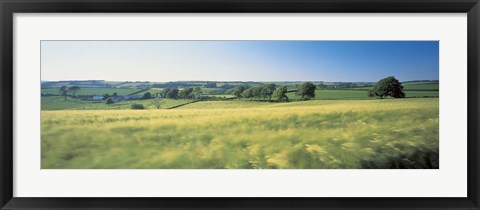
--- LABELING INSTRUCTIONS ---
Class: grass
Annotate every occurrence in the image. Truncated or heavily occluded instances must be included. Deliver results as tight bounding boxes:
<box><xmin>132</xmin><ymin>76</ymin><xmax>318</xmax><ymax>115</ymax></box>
<box><xmin>286</xmin><ymin>89</ymin><xmax>438</xmax><ymax>100</ymax></box>
<box><xmin>403</xmin><ymin>91</ymin><xmax>439</xmax><ymax>97</ymax></box>
<box><xmin>141</xmin><ymin>88</ymin><xmax>164</xmax><ymax>95</ymax></box>
<box><xmin>402</xmin><ymin>82</ymin><xmax>439</xmax><ymax>90</ymax></box>
<box><xmin>349</xmin><ymin>82</ymin><xmax>438</xmax><ymax>91</ymax></box>
<box><xmin>203</xmin><ymin>94</ymin><xmax>236</xmax><ymax>98</ymax></box>
<box><xmin>41</xmin><ymin>87</ymin><xmax>140</xmax><ymax>96</ymax></box>
<box><xmin>41</xmin><ymin>98</ymin><xmax>439</xmax><ymax>169</ymax></box>
<box><xmin>112</xmin><ymin>82</ymin><xmax>152</xmax><ymax>88</ymax></box>
<box><xmin>178</xmin><ymin>100</ymin><xmax>273</xmax><ymax>109</ymax></box>
<box><xmin>41</xmin><ymin>96</ymin><xmax>194</xmax><ymax>110</ymax></box>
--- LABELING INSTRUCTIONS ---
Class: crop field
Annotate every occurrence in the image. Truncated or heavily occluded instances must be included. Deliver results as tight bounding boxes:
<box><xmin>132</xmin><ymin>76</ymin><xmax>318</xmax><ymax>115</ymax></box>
<box><xmin>41</xmin><ymin>98</ymin><xmax>439</xmax><ymax>169</ymax></box>
<box><xmin>41</xmin><ymin>87</ymin><xmax>140</xmax><ymax>96</ymax></box>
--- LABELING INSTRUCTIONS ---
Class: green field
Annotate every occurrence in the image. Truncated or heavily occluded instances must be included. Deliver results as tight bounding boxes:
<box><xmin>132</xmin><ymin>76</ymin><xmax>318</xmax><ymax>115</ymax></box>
<box><xmin>403</xmin><ymin>82</ymin><xmax>439</xmax><ymax>90</ymax></box>
<box><xmin>178</xmin><ymin>100</ymin><xmax>273</xmax><ymax>109</ymax></box>
<box><xmin>41</xmin><ymin>87</ymin><xmax>140</xmax><ymax>96</ymax></box>
<box><xmin>42</xmin><ymin>98</ymin><xmax>439</xmax><ymax>169</ymax></box>
<box><xmin>40</xmin><ymin>81</ymin><xmax>440</xmax><ymax>169</ymax></box>
<box><xmin>111</xmin><ymin>82</ymin><xmax>152</xmax><ymax>88</ymax></box>
<box><xmin>140</xmin><ymin>88</ymin><xmax>164</xmax><ymax>95</ymax></box>
<box><xmin>349</xmin><ymin>82</ymin><xmax>438</xmax><ymax>91</ymax></box>
<box><xmin>286</xmin><ymin>89</ymin><xmax>438</xmax><ymax>100</ymax></box>
<box><xmin>42</xmin><ymin>96</ymin><xmax>194</xmax><ymax>110</ymax></box>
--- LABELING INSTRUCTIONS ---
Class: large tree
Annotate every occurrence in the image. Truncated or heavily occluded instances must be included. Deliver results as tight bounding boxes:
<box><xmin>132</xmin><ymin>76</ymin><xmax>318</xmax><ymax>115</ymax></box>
<box><xmin>368</xmin><ymin>76</ymin><xmax>405</xmax><ymax>98</ymax></box>
<box><xmin>273</xmin><ymin>86</ymin><xmax>289</xmax><ymax>102</ymax></box>
<box><xmin>251</xmin><ymin>87</ymin><xmax>262</xmax><ymax>100</ymax></box>
<box><xmin>297</xmin><ymin>82</ymin><xmax>316</xmax><ymax>100</ymax></box>
<box><xmin>142</xmin><ymin>92</ymin><xmax>152</xmax><ymax>99</ymax></box>
<box><xmin>59</xmin><ymin>86</ymin><xmax>69</xmax><ymax>101</ymax></box>
<box><xmin>260</xmin><ymin>83</ymin><xmax>276</xmax><ymax>100</ymax></box>
<box><xmin>68</xmin><ymin>86</ymin><xmax>81</xmax><ymax>97</ymax></box>
<box><xmin>232</xmin><ymin>85</ymin><xmax>246</xmax><ymax>99</ymax></box>
<box><xmin>166</xmin><ymin>88</ymin><xmax>179</xmax><ymax>99</ymax></box>
<box><xmin>179</xmin><ymin>88</ymin><xmax>194</xmax><ymax>99</ymax></box>
<box><xmin>161</xmin><ymin>88</ymin><xmax>171</xmax><ymax>98</ymax></box>
<box><xmin>242</xmin><ymin>87</ymin><xmax>254</xmax><ymax>100</ymax></box>
<box><xmin>150</xmin><ymin>99</ymin><xmax>164</xmax><ymax>109</ymax></box>
<box><xmin>192</xmin><ymin>87</ymin><xmax>202</xmax><ymax>99</ymax></box>
<box><xmin>105</xmin><ymin>97</ymin><xmax>114</xmax><ymax>105</ymax></box>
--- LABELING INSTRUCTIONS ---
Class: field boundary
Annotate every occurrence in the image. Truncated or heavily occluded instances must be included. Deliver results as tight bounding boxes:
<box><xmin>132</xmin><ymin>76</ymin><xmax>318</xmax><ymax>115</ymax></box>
<box><xmin>166</xmin><ymin>100</ymin><xmax>200</xmax><ymax>109</ymax></box>
<box><xmin>127</xmin><ymin>88</ymin><xmax>151</xmax><ymax>96</ymax></box>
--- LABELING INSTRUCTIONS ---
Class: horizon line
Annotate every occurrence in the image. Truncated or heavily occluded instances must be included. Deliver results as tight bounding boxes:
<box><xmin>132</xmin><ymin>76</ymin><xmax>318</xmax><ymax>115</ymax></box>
<box><xmin>41</xmin><ymin>79</ymin><xmax>439</xmax><ymax>83</ymax></box>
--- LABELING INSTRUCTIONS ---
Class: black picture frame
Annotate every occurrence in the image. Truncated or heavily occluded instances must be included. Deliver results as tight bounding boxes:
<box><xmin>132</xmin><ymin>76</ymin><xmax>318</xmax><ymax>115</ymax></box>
<box><xmin>1</xmin><ymin>0</ymin><xmax>479</xmax><ymax>209</ymax></box>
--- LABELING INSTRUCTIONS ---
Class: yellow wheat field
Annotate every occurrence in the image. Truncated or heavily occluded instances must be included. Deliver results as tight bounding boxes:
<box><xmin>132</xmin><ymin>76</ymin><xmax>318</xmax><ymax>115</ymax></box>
<box><xmin>41</xmin><ymin>98</ymin><xmax>439</xmax><ymax>169</ymax></box>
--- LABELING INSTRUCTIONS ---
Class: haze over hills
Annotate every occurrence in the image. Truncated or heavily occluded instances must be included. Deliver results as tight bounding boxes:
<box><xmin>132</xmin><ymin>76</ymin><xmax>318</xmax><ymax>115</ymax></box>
<box><xmin>41</xmin><ymin>79</ymin><xmax>439</xmax><ymax>89</ymax></box>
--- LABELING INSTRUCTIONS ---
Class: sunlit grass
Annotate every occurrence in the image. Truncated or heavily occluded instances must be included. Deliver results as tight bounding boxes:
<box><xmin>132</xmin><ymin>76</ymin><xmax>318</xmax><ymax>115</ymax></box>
<box><xmin>41</xmin><ymin>98</ymin><xmax>439</xmax><ymax>169</ymax></box>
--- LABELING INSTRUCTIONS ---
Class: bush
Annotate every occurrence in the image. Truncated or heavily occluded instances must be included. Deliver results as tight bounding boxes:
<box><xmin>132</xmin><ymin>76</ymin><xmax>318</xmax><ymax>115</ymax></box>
<box><xmin>142</xmin><ymin>92</ymin><xmax>152</xmax><ymax>99</ymax></box>
<box><xmin>130</xmin><ymin>103</ymin><xmax>145</xmax><ymax>109</ymax></box>
<box><xmin>105</xmin><ymin>98</ymin><xmax>114</xmax><ymax>105</ymax></box>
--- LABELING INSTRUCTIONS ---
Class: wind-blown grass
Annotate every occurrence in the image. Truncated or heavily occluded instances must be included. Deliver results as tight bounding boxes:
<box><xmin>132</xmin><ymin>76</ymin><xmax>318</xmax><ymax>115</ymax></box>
<box><xmin>41</xmin><ymin>98</ymin><xmax>438</xmax><ymax>169</ymax></box>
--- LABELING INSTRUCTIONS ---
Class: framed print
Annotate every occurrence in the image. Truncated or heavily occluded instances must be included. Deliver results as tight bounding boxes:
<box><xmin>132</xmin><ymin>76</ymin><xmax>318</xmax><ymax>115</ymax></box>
<box><xmin>1</xmin><ymin>0</ymin><xmax>479</xmax><ymax>209</ymax></box>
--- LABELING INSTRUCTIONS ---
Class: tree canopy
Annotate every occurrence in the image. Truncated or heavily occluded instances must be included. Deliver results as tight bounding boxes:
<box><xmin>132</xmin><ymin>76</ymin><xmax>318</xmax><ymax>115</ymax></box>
<box><xmin>273</xmin><ymin>86</ymin><xmax>289</xmax><ymax>102</ymax></box>
<box><xmin>150</xmin><ymin>99</ymin><xmax>164</xmax><ymax>109</ymax></box>
<box><xmin>165</xmin><ymin>88</ymin><xmax>179</xmax><ymax>99</ymax></box>
<box><xmin>179</xmin><ymin>88</ymin><xmax>194</xmax><ymax>99</ymax></box>
<box><xmin>368</xmin><ymin>76</ymin><xmax>405</xmax><ymax>98</ymax></box>
<box><xmin>297</xmin><ymin>82</ymin><xmax>316</xmax><ymax>100</ymax></box>
<box><xmin>232</xmin><ymin>85</ymin><xmax>246</xmax><ymax>99</ymax></box>
<box><xmin>192</xmin><ymin>87</ymin><xmax>203</xmax><ymax>99</ymax></box>
<box><xmin>260</xmin><ymin>83</ymin><xmax>276</xmax><ymax>100</ymax></box>
<box><xmin>59</xmin><ymin>86</ymin><xmax>69</xmax><ymax>101</ymax></box>
<box><xmin>234</xmin><ymin>84</ymin><xmax>278</xmax><ymax>101</ymax></box>
<box><xmin>105</xmin><ymin>97</ymin><xmax>114</xmax><ymax>105</ymax></box>
<box><xmin>241</xmin><ymin>87</ymin><xmax>254</xmax><ymax>100</ymax></box>
<box><xmin>68</xmin><ymin>86</ymin><xmax>81</xmax><ymax>97</ymax></box>
<box><xmin>142</xmin><ymin>92</ymin><xmax>152</xmax><ymax>99</ymax></box>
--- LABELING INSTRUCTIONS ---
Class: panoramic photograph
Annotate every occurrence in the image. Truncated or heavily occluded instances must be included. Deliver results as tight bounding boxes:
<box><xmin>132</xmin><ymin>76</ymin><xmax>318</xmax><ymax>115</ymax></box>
<box><xmin>41</xmin><ymin>40</ymin><xmax>439</xmax><ymax>169</ymax></box>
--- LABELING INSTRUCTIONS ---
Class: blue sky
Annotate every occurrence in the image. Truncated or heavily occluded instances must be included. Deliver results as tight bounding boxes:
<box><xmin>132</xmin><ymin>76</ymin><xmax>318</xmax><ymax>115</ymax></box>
<box><xmin>41</xmin><ymin>41</ymin><xmax>439</xmax><ymax>82</ymax></box>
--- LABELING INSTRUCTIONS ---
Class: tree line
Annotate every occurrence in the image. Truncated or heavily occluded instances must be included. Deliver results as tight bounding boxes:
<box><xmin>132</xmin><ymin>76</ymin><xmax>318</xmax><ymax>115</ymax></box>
<box><xmin>53</xmin><ymin>76</ymin><xmax>406</xmax><ymax>104</ymax></box>
<box><xmin>159</xmin><ymin>87</ymin><xmax>203</xmax><ymax>99</ymax></box>
<box><xmin>229</xmin><ymin>82</ymin><xmax>317</xmax><ymax>102</ymax></box>
<box><xmin>124</xmin><ymin>82</ymin><xmax>318</xmax><ymax>102</ymax></box>
<box><xmin>58</xmin><ymin>86</ymin><xmax>81</xmax><ymax>100</ymax></box>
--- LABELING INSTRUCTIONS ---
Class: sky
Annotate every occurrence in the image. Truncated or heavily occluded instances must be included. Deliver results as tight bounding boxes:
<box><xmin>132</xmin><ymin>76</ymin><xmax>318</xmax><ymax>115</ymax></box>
<box><xmin>41</xmin><ymin>41</ymin><xmax>439</xmax><ymax>82</ymax></box>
